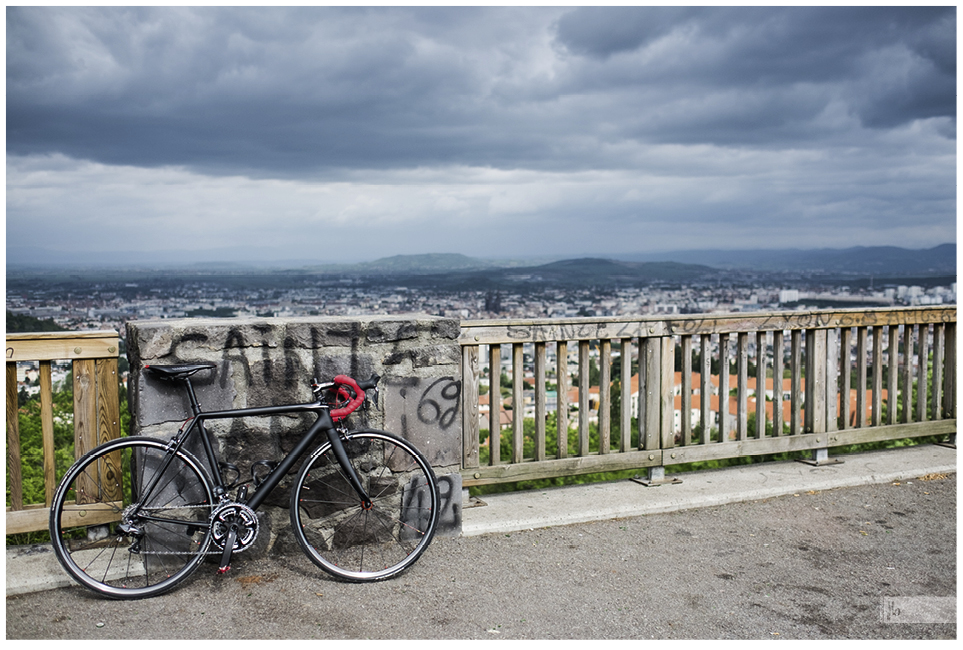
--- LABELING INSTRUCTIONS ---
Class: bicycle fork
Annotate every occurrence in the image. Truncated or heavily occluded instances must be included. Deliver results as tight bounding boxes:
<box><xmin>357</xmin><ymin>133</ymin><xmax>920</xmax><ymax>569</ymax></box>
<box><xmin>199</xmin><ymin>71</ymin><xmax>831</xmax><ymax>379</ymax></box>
<box><xmin>325</xmin><ymin>426</ymin><xmax>373</xmax><ymax>510</ymax></box>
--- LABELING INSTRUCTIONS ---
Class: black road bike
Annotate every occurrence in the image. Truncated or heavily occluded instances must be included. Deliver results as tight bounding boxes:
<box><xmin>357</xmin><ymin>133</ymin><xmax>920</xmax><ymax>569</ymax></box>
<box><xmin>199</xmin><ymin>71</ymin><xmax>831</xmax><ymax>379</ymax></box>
<box><xmin>49</xmin><ymin>363</ymin><xmax>440</xmax><ymax>599</ymax></box>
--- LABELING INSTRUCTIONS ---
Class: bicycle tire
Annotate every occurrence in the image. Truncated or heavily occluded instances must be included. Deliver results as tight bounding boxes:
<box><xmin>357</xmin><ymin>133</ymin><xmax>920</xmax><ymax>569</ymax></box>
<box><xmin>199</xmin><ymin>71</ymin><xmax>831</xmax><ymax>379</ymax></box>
<box><xmin>290</xmin><ymin>429</ymin><xmax>439</xmax><ymax>582</ymax></box>
<box><xmin>49</xmin><ymin>437</ymin><xmax>215</xmax><ymax>599</ymax></box>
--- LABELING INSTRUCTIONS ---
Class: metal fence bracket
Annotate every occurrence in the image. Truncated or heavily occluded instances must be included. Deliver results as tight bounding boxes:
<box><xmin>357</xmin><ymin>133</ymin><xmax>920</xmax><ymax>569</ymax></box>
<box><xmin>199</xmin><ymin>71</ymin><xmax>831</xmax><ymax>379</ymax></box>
<box><xmin>796</xmin><ymin>448</ymin><xmax>844</xmax><ymax>467</ymax></box>
<box><xmin>631</xmin><ymin>467</ymin><xmax>683</xmax><ymax>487</ymax></box>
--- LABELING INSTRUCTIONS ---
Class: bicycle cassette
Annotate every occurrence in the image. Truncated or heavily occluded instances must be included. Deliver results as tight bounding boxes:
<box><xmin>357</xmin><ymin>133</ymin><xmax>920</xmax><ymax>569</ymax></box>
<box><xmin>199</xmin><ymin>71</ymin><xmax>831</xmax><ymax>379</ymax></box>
<box><xmin>210</xmin><ymin>502</ymin><xmax>259</xmax><ymax>553</ymax></box>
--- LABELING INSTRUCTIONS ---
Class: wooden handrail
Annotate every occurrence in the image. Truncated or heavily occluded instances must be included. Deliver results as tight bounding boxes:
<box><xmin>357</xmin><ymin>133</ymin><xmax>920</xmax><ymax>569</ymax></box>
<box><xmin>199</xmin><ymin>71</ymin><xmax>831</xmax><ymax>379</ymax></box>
<box><xmin>6</xmin><ymin>330</ymin><xmax>120</xmax><ymax>362</ymax></box>
<box><xmin>6</xmin><ymin>330</ymin><xmax>121</xmax><ymax>535</ymax></box>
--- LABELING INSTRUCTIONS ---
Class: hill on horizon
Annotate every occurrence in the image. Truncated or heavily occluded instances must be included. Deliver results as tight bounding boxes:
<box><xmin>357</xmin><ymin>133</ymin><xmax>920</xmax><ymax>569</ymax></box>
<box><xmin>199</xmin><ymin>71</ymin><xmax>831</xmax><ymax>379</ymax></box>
<box><xmin>525</xmin><ymin>257</ymin><xmax>713</xmax><ymax>284</ymax></box>
<box><xmin>348</xmin><ymin>253</ymin><xmax>496</xmax><ymax>273</ymax></box>
<box><xmin>617</xmin><ymin>243</ymin><xmax>955</xmax><ymax>276</ymax></box>
<box><xmin>351</xmin><ymin>256</ymin><xmax>716</xmax><ymax>291</ymax></box>
<box><xmin>7</xmin><ymin>243</ymin><xmax>954</xmax><ymax>279</ymax></box>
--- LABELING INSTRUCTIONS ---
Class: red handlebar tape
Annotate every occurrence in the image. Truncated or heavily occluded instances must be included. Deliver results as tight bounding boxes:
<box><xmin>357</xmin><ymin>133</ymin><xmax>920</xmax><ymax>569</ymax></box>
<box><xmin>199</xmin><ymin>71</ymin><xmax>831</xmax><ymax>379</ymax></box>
<box><xmin>329</xmin><ymin>375</ymin><xmax>365</xmax><ymax>421</ymax></box>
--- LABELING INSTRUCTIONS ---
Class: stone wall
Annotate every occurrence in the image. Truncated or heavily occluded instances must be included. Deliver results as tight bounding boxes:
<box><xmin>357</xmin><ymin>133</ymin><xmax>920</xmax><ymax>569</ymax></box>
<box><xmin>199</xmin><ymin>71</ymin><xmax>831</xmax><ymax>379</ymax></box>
<box><xmin>126</xmin><ymin>315</ymin><xmax>464</xmax><ymax>554</ymax></box>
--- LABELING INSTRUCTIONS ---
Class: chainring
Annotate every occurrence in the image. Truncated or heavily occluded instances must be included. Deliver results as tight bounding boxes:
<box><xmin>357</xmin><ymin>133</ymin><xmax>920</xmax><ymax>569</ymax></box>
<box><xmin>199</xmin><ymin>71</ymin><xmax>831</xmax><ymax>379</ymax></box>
<box><xmin>210</xmin><ymin>502</ymin><xmax>259</xmax><ymax>553</ymax></box>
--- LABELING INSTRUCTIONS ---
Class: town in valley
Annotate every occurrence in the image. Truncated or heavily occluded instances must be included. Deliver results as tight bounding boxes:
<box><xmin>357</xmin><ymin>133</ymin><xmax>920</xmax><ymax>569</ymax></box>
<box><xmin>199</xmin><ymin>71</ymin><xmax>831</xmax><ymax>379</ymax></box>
<box><xmin>8</xmin><ymin>247</ymin><xmax>955</xmax><ymax>427</ymax></box>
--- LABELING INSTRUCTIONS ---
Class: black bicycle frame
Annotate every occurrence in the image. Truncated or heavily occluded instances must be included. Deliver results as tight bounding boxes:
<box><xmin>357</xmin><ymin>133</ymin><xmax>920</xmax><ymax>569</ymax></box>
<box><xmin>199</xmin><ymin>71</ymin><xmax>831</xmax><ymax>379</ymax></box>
<box><xmin>167</xmin><ymin>388</ymin><xmax>372</xmax><ymax>511</ymax></box>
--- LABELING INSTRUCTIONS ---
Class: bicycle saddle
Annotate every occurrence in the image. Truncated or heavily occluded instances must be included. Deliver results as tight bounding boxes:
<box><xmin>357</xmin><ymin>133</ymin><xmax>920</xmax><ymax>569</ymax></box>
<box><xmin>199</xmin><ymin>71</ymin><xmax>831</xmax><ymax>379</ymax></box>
<box><xmin>145</xmin><ymin>362</ymin><xmax>216</xmax><ymax>380</ymax></box>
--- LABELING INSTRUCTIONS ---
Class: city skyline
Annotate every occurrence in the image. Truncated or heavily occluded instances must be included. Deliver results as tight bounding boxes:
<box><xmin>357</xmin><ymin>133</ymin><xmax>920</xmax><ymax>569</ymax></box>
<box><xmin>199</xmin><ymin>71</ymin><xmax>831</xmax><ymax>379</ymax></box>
<box><xmin>6</xmin><ymin>6</ymin><xmax>957</xmax><ymax>263</ymax></box>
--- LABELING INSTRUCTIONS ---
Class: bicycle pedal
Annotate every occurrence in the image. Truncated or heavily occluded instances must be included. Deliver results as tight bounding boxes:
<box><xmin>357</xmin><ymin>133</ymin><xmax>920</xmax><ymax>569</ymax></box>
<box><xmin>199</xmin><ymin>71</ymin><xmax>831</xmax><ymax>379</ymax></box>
<box><xmin>217</xmin><ymin>565</ymin><xmax>231</xmax><ymax>575</ymax></box>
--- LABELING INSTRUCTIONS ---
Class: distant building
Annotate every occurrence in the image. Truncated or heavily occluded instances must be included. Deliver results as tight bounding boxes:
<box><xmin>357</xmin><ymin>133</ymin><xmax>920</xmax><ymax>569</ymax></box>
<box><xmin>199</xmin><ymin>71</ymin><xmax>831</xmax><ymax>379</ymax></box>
<box><xmin>778</xmin><ymin>289</ymin><xmax>800</xmax><ymax>303</ymax></box>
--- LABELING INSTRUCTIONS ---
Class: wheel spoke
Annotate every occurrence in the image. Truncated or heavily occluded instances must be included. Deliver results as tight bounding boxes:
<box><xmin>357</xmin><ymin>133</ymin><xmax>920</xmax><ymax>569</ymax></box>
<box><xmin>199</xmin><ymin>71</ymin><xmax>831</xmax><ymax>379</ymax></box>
<box><xmin>292</xmin><ymin>430</ymin><xmax>438</xmax><ymax>582</ymax></box>
<box><xmin>51</xmin><ymin>438</ymin><xmax>214</xmax><ymax>598</ymax></box>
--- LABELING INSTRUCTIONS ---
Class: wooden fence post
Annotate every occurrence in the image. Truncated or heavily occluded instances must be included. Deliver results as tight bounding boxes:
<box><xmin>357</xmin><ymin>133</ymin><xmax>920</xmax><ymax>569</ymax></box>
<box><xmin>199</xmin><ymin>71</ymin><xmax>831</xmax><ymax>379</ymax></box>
<box><xmin>461</xmin><ymin>344</ymin><xmax>480</xmax><ymax>470</ymax></box>
<box><xmin>7</xmin><ymin>362</ymin><xmax>23</xmax><ymax>512</ymax></box>
<box><xmin>799</xmin><ymin>328</ymin><xmax>839</xmax><ymax>466</ymax></box>
<box><xmin>40</xmin><ymin>361</ymin><xmax>56</xmax><ymax>506</ymax></box>
<box><xmin>512</xmin><ymin>343</ymin><xmax>524</xmax><ymax>463</ymax></box>
<box><xmin>599</xmin><ymin>339</ymin><xmax>612</xmax><ymax>455</ymax></box>
<box><xmin>578</xmin><ymin>340</ymin><xmax>590</xmax><ymax>457</ymax></box>
<box><xmin>557</xmin><ymin>341</ymin><xmax>569</xmax><ymax>459</ymax></box>
<box><xmin>681</xmin><ymin>335</ymin><xmax>693</xmax><ymax>445</ymax></box>
<box><xmin>534</xmin><ymin>342</ymin><xmax>547</xmax><ymax>461</ymax></box>
<box><xmin>488</xmin><ymin>344</ymin><xmax>501</xmax><ymax>465</ymax></box>
<box><xmin>640</xmin><ymin>337</ymin><xmax>661</xmax><ymax>451</ymax></box>
<box><xmin>620</xmin><ymin>338</ymin><xmax>632</xmax><ymax>453</ymax></box>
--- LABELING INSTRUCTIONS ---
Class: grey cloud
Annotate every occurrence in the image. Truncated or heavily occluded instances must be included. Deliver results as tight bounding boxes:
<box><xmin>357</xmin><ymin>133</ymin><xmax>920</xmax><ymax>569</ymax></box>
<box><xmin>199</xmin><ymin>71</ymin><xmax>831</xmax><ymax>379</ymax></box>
<box><xmin>554</xmin><ymin>6</ymin><xmax>956</xmax><ymax>135</ymax></box>
<box><xmin>553</xmin><ymin>6</ymin><xmax>703</xmax><ymax>58</ymax></box>
<box><xmin>5</xmin><ymin>5</ymin><xmax>956</xmax><ymax>180</ymax></box>
<box><xmin>8</xmin><ymin>6</ymin><xmax>530</xmax><ymax>175</ymax></box>
<box><xmin>555</xmin><ymin>7</ymin><xmax>953</xmax><ymax>78</ymax></box>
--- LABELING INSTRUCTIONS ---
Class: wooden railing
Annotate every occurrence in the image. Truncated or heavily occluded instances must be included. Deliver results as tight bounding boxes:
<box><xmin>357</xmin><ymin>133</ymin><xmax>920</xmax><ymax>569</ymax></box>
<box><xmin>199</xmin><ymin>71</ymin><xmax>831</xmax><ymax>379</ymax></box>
<box><xmin>459</xmin><ymin>306</ymin><xmax>956</xmax><ymax>486</ymax></box>
<box><xmin>6</xmin><ymin>330</ymin><xmax>122</xmax><ymax>534</ymax></box>
<box><xmin>5</xmin><ymin>312</ymin><xmax>955</xmax><ymax>529</ymax></box>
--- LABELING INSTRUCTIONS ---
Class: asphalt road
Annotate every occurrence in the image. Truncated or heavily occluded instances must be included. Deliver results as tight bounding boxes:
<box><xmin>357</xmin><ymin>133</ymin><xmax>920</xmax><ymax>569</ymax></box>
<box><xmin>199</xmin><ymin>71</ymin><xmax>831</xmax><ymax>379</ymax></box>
<box><xmin>6</xmin><ymin>472</ymin><xmax>955</xmax><ymax>640</ymax></box>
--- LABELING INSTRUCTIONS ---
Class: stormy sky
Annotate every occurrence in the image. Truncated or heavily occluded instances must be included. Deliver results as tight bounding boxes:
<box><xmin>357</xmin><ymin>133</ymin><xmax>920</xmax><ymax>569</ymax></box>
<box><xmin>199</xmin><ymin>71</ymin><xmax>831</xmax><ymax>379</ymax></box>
<box><xmin>5</xmin><ymin>6</ymin><xmax>957</xmax><ymax>264</ymax></box>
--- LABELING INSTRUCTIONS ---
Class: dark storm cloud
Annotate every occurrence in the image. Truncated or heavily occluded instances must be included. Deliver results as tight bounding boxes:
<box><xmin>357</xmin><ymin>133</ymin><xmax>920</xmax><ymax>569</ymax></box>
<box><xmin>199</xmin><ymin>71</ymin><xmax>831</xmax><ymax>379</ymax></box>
<box><xmin>7</xmin><ymin>6</ymin><xmax>546</xmax><ymax>175</ymax></box>
<box><xmin>6</xmin><ymin>6</ymin><xmax>955</xmax><ymax>178</ymax></box>
<box><xmin>553</xmin><ymin>6</ymin><xmax>956</xmax><ymax>139</ymax></box>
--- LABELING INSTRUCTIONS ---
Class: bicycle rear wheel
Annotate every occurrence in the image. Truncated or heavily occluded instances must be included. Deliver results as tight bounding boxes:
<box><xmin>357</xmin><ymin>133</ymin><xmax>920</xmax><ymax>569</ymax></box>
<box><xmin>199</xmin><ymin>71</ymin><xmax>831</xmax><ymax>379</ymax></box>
<box><xmin>49</xmin><ymin>437</ymin><xmax>215</xmax><ymax>599</ymax></box>
<box><xmin>291</xmin><ymin>429</ymin><xmax>439</xmax><ymax>582</ymax></box>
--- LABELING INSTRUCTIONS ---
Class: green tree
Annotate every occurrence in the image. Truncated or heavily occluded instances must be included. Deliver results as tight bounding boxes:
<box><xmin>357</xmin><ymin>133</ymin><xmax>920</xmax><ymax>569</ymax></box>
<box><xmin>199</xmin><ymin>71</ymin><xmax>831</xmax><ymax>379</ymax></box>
<box><xmin>6</xmin><ymin>311</ymin><xmax>67</xmax><ymax>333</ymax></box>
<box><xmin>9</xmin><ymin>392</ymin><xmax>76</xmax><ymax>509</ymax></box>
<box><xmin>7</xmin><ymin>377</ymin><xmax>130</xmax><ymax>544</ymax></box>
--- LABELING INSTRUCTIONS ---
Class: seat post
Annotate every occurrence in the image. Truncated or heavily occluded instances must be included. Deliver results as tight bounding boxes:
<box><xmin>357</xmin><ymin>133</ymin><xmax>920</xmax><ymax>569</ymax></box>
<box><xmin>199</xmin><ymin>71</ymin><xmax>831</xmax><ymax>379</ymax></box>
<box><xmin>183</xmin><ymin>379</ymin><xmax>203</xmax><ymax>415</ymax></box>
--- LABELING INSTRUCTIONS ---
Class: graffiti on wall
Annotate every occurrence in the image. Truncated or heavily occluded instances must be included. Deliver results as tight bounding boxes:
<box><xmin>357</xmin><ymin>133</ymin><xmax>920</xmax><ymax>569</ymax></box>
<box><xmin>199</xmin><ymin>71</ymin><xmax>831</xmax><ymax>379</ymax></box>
<box><xmin>401</xmin><ymin>472</ymin><xmax>462</xmax><ymax>538</ymax></box>
<box><xmin>385</xmin><ymin>375</ymin><xmax>461</xmax><ymax>467</ymax></box>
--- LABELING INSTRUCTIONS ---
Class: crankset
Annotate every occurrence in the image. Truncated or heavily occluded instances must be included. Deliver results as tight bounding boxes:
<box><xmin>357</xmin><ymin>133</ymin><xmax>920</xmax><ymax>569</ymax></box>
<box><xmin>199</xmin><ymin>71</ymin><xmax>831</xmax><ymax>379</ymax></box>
<box><xmin>210</xmin><ymin>501</ymin><xmax>259</xmax><ymax>574</ymax></box>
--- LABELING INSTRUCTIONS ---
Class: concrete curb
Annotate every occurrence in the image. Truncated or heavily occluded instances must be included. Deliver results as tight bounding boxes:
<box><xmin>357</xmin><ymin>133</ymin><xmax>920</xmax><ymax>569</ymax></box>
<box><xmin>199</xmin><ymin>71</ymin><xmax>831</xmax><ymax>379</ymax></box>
<box><xmin>5</xmin><ymin>544</ymin><xmax>75</xmax><ymax>597</ymax></box>
<box><xmin>460</xmin><ymin>444</ymin><xmax>956</xmax><ymax>535</ymax></box>
<box><xmin>6</xmin><ymin>444</ymin><xmax>955</xmax><ymax>597</ymax></box>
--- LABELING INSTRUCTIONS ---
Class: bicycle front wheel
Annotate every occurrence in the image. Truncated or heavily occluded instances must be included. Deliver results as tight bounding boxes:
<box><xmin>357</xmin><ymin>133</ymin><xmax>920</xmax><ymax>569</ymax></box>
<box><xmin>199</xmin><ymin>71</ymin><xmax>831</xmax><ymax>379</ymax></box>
<box><xmin>49</xmin><ymin>437</ymin><xmax>215</xmax><ymax>599</ymax></box>
<box><xmin>291</xmin><ymin>429</ymin><xmax>439</xmax><ymax>582</ymax></box>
